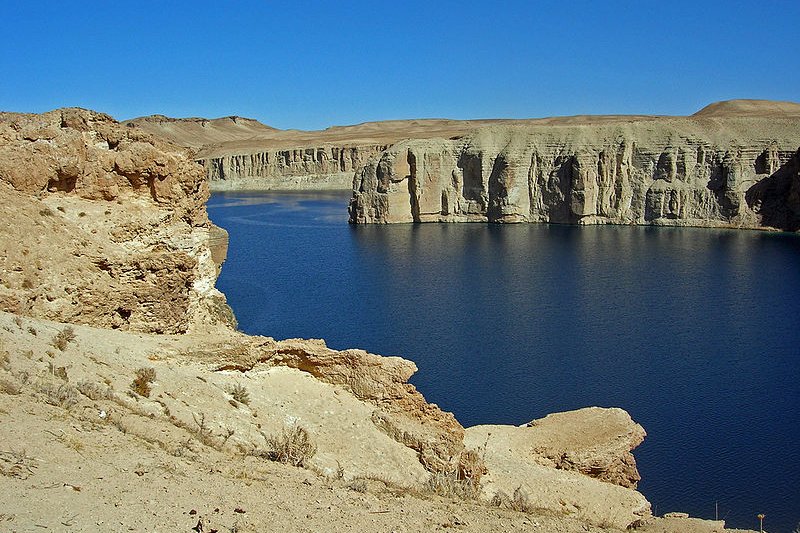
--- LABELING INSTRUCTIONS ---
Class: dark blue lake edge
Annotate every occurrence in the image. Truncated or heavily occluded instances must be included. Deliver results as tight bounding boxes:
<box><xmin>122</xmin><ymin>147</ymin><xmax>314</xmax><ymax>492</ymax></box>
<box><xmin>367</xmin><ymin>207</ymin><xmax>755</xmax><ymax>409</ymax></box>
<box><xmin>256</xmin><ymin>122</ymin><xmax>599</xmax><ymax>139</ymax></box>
<box><xmin>208</xmin><ymin>190</ymin><xmax>800</xmax><ymax>532</ymax></box>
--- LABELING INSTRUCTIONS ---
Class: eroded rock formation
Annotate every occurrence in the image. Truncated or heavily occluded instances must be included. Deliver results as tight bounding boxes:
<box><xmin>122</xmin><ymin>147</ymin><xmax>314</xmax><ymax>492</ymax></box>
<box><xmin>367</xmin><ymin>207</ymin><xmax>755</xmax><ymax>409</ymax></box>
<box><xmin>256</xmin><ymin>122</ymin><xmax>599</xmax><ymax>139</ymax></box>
<box><xmin>0</xmin><ymin>108</ymin><xmax>234</xmax><ymax>333</ymax></box>
<box><xmin>349</xmin><ymin>117</ymin><xmax>800</xmax><ymax>231</ymax></box>
<box><xmin>197</xmin><ymin>144</ymin><xmax>389</xmax><ymax>190</ymax></box>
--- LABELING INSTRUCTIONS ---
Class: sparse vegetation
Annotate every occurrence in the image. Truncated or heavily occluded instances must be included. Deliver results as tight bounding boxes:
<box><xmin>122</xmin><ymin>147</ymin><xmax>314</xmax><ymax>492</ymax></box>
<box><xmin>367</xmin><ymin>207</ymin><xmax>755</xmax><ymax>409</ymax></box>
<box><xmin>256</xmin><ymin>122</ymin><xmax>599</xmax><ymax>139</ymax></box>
<box><xmin>48</xmin><ymin>362</ymin><xmax>69</xmax><ymax>381</ymax></box>
<box><xmin>425</xmin><ymin>448</ymin><xmax>486</xmax><ymax>500</ymax></box>
<box><xmin>191</xmin><ymin>412</ymin><xmax>216</xmax><ymax>447</ymax></box>
<box><xmin>77</xmin><ymin>380</ymin><xmax>110</xmax><ymax>400</ymax></box>
<box><xmin>39</xmin><ymin>208</ymin><xmax>54</xmax><ymax>217</ymax></box>
<box><xmin>264</xmin><ymin>423</ymin><xmax>317</xmax><ymax>467</ymax></box>
<box><xmin>0</xmin><ymin>449</ymin><xmax>36</xmax><ymax>479</ymax></box>
<box><xmin>40</xmin><ymin>382</ymin><xmax>79</xmax><ymax>409</ymax></box>
<box><xmin>52</xmin><ymin>326</ymin><xmax>76</xmax><ymax>351</ymax></box>
<box><xmin>226</xmin><ymin>382</ymin><xmax>250</xmax><ymax>405</ymax></box>
<box><xmin>491</xmin><ymin>486</ymin><xmax>535</xmax><ymax>513</ymax></box>
<box><xmin>130</xmin><ymin>367</ymin><xmax>156</xmax><ymax>397</ymax></box>
<box><xmin>348</xmin><ymin>479</ymin><xmax>368</xmax><ymax>493</ymax></box>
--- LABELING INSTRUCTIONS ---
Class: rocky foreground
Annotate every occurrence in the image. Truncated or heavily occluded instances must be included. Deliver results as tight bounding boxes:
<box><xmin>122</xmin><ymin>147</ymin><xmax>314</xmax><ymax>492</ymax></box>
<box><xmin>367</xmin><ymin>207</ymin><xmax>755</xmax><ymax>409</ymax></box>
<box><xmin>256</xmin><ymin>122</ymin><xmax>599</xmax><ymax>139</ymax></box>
<box><xmin>0</xmin><ymin>108</ymin><xmax>751</xmax><ymax>532</ymax></box>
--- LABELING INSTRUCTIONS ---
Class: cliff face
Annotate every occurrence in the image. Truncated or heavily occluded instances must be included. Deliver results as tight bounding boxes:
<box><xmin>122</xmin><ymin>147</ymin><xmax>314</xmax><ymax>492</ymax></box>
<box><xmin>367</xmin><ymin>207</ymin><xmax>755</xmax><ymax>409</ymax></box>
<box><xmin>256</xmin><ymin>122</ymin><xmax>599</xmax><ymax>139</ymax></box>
<box><xmin>348</xmin><ymin>117</ymin><xmax>800</xmax><ymax>231</ymax></box>
<box><xmin>197</xmin><ymin>144</ymin><xmax>388</xmax><ymax>190</ymax></box>
<box><xmin>0</xmin><ymin>108</ymin><xmax>235</xmax><ymax>333</ymax></box>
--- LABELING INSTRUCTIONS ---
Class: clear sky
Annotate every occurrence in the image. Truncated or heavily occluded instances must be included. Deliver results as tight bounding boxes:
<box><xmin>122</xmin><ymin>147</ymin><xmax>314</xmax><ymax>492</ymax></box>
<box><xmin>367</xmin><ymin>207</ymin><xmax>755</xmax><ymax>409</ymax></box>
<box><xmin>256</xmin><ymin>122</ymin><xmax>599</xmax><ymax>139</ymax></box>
<box><xmin>2</xmin><ymin>0</ymin><xmax>798</xmax><ymax>130</ymax></box>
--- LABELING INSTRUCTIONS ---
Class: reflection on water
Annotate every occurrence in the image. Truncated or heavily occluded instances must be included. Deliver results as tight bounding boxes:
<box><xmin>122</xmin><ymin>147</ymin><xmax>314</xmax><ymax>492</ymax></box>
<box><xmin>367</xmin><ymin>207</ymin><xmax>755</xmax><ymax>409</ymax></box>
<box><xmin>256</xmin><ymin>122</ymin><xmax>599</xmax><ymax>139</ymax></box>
<box><xmin>208</xmin><ymin>191</ymin><xmax>800</xmax><ymax>532</ymax></box>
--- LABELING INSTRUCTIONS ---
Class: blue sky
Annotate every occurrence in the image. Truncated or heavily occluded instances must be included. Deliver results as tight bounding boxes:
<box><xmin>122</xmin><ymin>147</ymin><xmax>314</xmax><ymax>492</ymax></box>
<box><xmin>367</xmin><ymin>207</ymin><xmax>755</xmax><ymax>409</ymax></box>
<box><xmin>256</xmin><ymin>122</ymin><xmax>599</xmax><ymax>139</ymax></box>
<box><xmin>2</xmin><ymin>1</ymin><xmax>798</xmax><ymax>130</ymax></box>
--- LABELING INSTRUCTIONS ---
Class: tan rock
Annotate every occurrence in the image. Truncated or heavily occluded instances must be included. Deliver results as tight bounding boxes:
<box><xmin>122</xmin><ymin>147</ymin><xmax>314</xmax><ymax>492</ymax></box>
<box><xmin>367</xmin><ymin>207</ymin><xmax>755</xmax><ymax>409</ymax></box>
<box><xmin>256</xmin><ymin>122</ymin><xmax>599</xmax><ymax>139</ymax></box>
<box><xmin>349</xmin><ymin>117</ymin><xmax>800</xmax><ymax>231</ymax></box>
<box><xmin>205</xmin><ymin>336</ymin><xmax>466</xmax><ymax>472</ymax></box>
<box><xmin>466</xmin><ymin>407</ymin><xmax>646</xmax><ymax>488</ymax></box>
<box><xmin>464</xmin><ymin>407</ymin><xmax>651</xmax><ymax>529</ymax></box>
<box><xmin>0</xmin><ymin>108</ymin><xmax>234</xmax><ymax>333</ymax></box>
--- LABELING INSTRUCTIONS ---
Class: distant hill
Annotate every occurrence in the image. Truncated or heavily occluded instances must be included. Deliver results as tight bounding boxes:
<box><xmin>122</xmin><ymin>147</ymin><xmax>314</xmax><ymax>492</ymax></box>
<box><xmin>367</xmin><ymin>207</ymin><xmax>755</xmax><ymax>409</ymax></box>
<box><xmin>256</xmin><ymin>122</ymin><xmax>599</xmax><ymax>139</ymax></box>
<box><xmin>692</xmin><ymin>99</ymin><xmax>800</xmax><ymax>117</ymax></box>
<box><xmin>122</xmin><ymin>115</ymin><xmax>279</xmax><ymax>150</ymax></box>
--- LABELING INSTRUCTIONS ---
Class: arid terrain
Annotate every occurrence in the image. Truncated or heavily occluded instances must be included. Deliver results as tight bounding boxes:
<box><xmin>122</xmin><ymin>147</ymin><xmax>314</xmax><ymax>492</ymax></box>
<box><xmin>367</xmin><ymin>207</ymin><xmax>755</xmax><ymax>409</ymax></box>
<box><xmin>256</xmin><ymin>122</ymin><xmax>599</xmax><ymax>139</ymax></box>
<box><xmin>0</xmin><ymin>107</ymin><xmax>767</xmax><ymax>532</ymax></box>
<box><xmin>127</xmin><ymin>99</ymin><xmax>800</xmax><ymax>218</ymax></box>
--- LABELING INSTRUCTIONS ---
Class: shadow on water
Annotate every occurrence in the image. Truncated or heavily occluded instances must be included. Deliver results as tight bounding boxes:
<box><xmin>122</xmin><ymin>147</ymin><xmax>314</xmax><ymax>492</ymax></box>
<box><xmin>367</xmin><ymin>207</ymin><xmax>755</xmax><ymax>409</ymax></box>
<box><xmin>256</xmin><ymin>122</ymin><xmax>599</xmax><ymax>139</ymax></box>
<box><xmin>209</xmin><ymin>191</ymin><xmax>800</xmax><ymax>532</ymax></box>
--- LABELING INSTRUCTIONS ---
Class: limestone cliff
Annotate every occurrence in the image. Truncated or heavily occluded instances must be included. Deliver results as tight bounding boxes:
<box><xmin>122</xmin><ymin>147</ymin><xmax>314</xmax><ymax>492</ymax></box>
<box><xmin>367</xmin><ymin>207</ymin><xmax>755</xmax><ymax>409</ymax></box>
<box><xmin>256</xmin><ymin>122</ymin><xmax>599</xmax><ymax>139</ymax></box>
<box><xmin>197</xmin><ymin>144</ymin><xmax>389</xmax><ymax>190</ymax></box>
<box><xmin>349</xmin><ymin>107</ymin><xmax>800</xmax><ymax>231</ymax></box>
<box><xmin>126</xmin><ymin>114</ymin><xmax>559</xmax><ymax>191</ymax></box>
<box><xmin>0</xmin><ymin>108</ymin><xmax>235</xmax><ymax>333</ymax></box>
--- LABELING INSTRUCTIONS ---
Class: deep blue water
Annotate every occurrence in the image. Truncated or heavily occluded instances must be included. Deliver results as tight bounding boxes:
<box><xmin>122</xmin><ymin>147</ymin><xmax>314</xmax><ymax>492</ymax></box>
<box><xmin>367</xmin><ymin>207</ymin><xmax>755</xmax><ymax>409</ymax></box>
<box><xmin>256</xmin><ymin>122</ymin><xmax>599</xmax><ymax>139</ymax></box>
<box><xmin>208</xmin><ymin>190</ymin><xmax>800</xmax><ymax>532</ymax></box>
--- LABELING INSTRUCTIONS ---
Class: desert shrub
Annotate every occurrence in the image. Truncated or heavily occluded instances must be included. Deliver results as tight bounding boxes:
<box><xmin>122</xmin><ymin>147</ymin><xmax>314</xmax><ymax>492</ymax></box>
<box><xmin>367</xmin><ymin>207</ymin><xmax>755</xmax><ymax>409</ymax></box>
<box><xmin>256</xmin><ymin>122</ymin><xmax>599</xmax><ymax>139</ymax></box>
<box><xmin>226</xmin><ymin>383</ymin><xmax>250</xmax><ymax>405</ymax></box>
<box><xmin>40</xmin><ymin>382</ymin><xmax>79</xmax><ymax>409</ymax></box>
<box><xmin>47</xmin><ymin>362</ymin><xmax>68</xmax><ymax>381</ymax></box>
<box><xmin>77</xmin><ymin>380</ymin><xmax>110</xmax><ymax>400</ymax></box>
<box><xmin>491</xmin><ymin>486</ymin><xmax>534</xmax><ymax>512</ymax></box>
<box><xmin>130</xmin><ymin>367</ymin><xmax>156</xmax><ymax>397</ymax></box>
<box><xmin>52</xmin><ymin>326</ymin><xmax>76</xmax><ymax>351</ymax></box>
<box><xmin>266</xmin><ymin>423</ymin><xmax>316</xmax><ymax>467</ymax></box>
<box><xmin>39</xmin><ymin>208</ymin><xmax>54</xmax><ymax>217</ymax></box>
<box><xmin>0</xmin><ymin>450</ymin><xmax>36</xmax><ymax>479</ymax></box>
<box><xmin>425</xmin><ymin>448</ymin><xmax>486</xmax><ymax>500</ymax></box>
<box><xmin>426</xmin><ymin>470</ymin><xmax>480</xmax><ymax>500</ymax></box>
<box><xmin>348</xmin><ymin>479</ymin><xmax>369</xmax><ymax>493</ymax></box>
<box><xmin>0</xmin><ymin>352</ymin><xmax>9</xmax><ymax>371</ymax></box>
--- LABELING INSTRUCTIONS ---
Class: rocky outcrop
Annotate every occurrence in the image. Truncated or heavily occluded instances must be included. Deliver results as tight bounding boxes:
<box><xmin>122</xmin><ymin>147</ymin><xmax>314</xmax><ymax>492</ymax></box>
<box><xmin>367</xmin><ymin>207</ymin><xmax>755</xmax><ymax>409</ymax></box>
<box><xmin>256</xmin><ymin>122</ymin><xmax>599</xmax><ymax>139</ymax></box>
<box><xmin>197</xmin><ymin>144</ymin><xmax>388</xmax><ymax>190</ymax></box>
<box><xmin>349</xmin><ymin>117</ymin><xmax>800</xmax><ymax>231</ymax></box>
<box><xmin>464</xmin><ymin>407</ymin><xmax>650</xmax><ymax>529</ymax></box>
<box><xmin>201</xmin><ymin>336</ymin><xmax>465</xmax><ymax>472</ymax></box>
<box><xmin>466</xmin><ymin>407</ymin><xmax>646</xmax><ymax>489</ymax></box>
<box><xmin>0</xmin><ymin>108</ymin><xmax>235</xmax><ymax>333</ymax></box>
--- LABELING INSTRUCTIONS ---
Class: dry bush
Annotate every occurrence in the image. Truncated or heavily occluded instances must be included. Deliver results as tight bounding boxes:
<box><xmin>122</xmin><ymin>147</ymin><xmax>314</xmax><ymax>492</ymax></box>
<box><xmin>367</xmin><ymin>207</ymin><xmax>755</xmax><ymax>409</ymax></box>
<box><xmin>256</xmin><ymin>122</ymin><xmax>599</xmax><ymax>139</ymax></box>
<box><xmin>52</xmin><ymin>326</ymin><xmax>76</xmax><ymax>351</ymax></box>
<box><xmin>265</xmin><ymin>423</ymin><xmax>317</xmax><ymax>467</ymax></box>
<box><xmin>426</xmin><ymin>470</ymin><xmax>480</xmax><ymax>500</ymax></box>
<box><xmin>226</xmin><ymin>383</ymin><xmax>250</xmax><ymax>405</ymax></box>
<box><xmin>0</xmin><ymin>352</ymin><xmax>9</xmax><ymax>371</ymax></box>
<box><xmin>40</xmin><ymin>382</ymin><xmax>79</xmax><ymax>409</ymax></box>
<box><xmin>425</xmin><ymin>448</ymin><xmax>486</xmax><ymax>500</ymax></box>
<box><xmin>348</xmin><ymin>479</ymin><xmax>369</xmax><ymax>493</ymax></box>
<box><xmin>47</xmin><ymin>362</ymin><xmax>68</xmax><ymax>381</ymax></box>
<box><xmin>0</xmin><ymin>450</ymin><xmax>36</xmax><ymax>479</ymax></box>
<box><xmin>77</xmin><ymin>380</ymin><xmax>110</xmax><ymax>400</ymax></box>
<box><xmin>491</xmin><ymin>486</ymin><xmax>535</xmax><ymax>513</ymax></box>
<box><xmin>191</xmin><ymin>412</ymin><xmax>216</xmax><ymax>447</ymax></box>
<box><xmin>130</xmin><ymin>367</ymin><xmax>156</xmax><ymax>397</ymax></box>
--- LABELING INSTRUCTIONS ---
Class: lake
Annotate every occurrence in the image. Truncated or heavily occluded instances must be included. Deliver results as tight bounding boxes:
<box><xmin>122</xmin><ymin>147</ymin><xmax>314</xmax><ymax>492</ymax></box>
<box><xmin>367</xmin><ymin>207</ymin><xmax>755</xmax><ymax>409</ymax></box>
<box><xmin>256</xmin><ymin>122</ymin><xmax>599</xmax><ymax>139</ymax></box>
<box><xmin>208</xmin><ymin>190</ymin><xmax>800</xmax><ymax>532</ymax></box>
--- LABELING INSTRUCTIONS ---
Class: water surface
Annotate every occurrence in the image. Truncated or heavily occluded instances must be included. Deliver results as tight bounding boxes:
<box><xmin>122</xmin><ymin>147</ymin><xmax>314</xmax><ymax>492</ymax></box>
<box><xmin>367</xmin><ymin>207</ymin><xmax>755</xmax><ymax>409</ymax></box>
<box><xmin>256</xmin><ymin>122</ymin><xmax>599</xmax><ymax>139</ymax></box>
<box><xmin>208</xmin><ymin>190</ymin><xmax>800</xmax><ymax>532</ymax></box>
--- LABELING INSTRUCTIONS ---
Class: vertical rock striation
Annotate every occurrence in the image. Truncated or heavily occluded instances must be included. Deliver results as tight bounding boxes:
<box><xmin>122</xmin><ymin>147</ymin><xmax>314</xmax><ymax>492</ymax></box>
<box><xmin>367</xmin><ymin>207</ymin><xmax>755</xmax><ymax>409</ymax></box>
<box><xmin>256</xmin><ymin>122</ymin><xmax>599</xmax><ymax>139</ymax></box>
<box><xmin>349</xmin><ymin>118</ymin><xmax>800</xmax><ymax>231</ymax></box>
<box><xmin>197</xmin><ymin>144</ymin><xmax>389</xmax><ymax>190</ymax></box>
